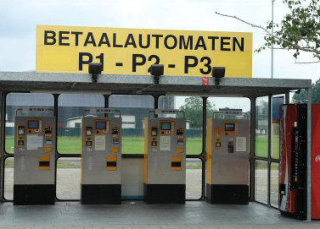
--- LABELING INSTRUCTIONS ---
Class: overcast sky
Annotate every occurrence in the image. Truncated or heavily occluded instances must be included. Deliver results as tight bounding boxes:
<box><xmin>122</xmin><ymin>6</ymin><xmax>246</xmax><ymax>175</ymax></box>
<box><xmin>0</xmin><ymin>0</ymin><xmax>319</xmax><ymax>110</ymax></box>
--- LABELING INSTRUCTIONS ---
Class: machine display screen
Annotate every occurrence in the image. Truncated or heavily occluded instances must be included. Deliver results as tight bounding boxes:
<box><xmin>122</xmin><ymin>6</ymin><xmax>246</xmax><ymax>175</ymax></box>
<box><xmin>225</xmin><ymin>123</ymin><xmax>235</xmax><ymax>131</ymax></box>
<box><xmin>28</xmin><ymin>120</ymin><xmax>40</xmax><ymax>129</ymax></box>
<box><xmin>161</xmin><ymin>122</ymin><xmax>171</xmax><ymax>130</ymax></box>
<box><xmin>96</xmin><ymin>121</ymin><xmax>107</xmax><ymax>130</ymax></box>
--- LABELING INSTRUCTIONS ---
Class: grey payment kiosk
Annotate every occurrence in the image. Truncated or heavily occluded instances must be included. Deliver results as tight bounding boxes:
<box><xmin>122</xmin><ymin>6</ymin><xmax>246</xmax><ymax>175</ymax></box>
<box><xmin>81</xmin><ymin>109</ymin><xmax>122</xmax><ymax>204</ymax></box>
<box><xmin>144</xmin><ymin>109</ymin><xmax>186</xmax><ymax>203</ymax></box>
<box><xmin>14</xmin><ymin>107</ymin><xmax>56</xmax><ymax>205</ymax></box>
<box><xmin>206</xmin><ymin>109</ymin><xmax>250</xmax><ymax>204</ymax></box>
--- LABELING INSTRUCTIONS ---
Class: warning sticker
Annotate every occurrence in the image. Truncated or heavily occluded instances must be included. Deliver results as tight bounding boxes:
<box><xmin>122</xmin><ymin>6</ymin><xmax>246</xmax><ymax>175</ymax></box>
<box><xmin>236</xmin><ymin>137</ymin><xmax>246</xmax><ymax>152</ymax></box>
<box><xmin>94</xmin><ymin>135</ymin><xmax>106</xmax><ymax>151</ymax></box>
<box><xmin>160</xmin><ymin>136</ymin><xmax>171</xmax><ymax>151</ymax></box>
<box><xmin>27</xmin><ymin>135</ymin><xmax>43</xmax><ymax>150</ymax></box>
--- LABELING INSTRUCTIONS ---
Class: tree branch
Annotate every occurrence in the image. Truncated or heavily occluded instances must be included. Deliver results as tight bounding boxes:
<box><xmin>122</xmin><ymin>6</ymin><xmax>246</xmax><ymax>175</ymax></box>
<box><xmin>215</xmin><ymin>11</ymin><xmax>320</xmax><ymax>58</ymax></box>
<box><xmin>215</xmin><ymin>11</ymin><xmax>272</xmax><ymax>35</ymax></box>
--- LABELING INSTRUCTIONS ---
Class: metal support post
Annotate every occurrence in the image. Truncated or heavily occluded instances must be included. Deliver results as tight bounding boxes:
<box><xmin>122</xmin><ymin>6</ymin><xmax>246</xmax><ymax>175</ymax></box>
<box><xmin>153</xmin><ymin>95</ymin><xmax>159</xmax><ymax>109</ymax></box>
<box><xmin>249</xmin><ymin>97</ymin><xmax>256</xmax><ymax>201</ymax></box>
<box><xmin>104</xmin><ymin>95</ymin><xmax>109</xmax><ymax>108</ymax></box>
<box><xmin>104</xmin><ymin>95</ymin><xmax>109</xmax><ymax>118</ymax></box>
<box><xmin>201</xmin><ymin>97</ymin><xmax>207</xmax><ymax>200</ymax></box>
<box><xmin>267</xmin><ymin>95</ymin><xmax>272</xmax><ymax>206</ymax></box>
<box><xmin>0</xmin><ymin>92</ymin><xmax>5</xmax><ymax>202</ymax></box>
<box><xmin>271</xmin><ymin>0</ymin><xmax>275</xmax><ymax>79</ymax></box>
<box><xmin>53</xmin><ymin>94</ymin><xmax>59</xmax><ymax>201</ymax></box>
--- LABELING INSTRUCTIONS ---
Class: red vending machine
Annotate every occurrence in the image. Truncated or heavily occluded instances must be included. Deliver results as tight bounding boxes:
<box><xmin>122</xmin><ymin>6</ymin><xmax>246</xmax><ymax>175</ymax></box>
<box><xmin>279</xmin><ymin>104</ymin><xmax>307</xmax><ymax>219</ymax></box>
<box><xmin>312</xmin><ymin>105</ymin><xmax>320</xmax><ymax>220</ymax></box>
<box><xmin>280</xmin><ymin>104</ymin><xmax>320</xmax><ymax>220</ymax></box>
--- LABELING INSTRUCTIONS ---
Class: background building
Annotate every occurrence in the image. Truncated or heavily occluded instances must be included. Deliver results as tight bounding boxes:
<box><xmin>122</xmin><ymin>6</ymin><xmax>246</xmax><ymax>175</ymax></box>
<box><xmin>5</xmin><ymin>93</ymin><xmax>174</xmax><ymax>136</ymax></box>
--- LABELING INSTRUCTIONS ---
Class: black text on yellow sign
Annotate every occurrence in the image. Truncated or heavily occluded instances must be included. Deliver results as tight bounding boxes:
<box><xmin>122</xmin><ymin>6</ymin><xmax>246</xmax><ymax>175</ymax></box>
<box><xmin>37</xmin><ymin>25</ymin><xmax>253</xmax><ymax>78</ymax></box>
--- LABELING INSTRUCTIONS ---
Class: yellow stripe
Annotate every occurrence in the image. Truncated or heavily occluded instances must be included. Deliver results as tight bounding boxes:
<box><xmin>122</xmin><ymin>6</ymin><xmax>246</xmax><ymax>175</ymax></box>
<box><xmin>39</xmin><ymin>153</ymin><xmax>51</xmax><ymax>170</ymax></box>
<box><xmin>112</xmin><ymin>147</ymin><xmax>120</xmax><ymax>154</ymax></box>
<box><xmin>44</xmin><ymin>147</ymin><xmax>53</xmax><ymax>153</ymax></box>
<box><xmin>171</xmin><ymin>156</ymin><xmax>182</xmax><ymax>171</ymax></box>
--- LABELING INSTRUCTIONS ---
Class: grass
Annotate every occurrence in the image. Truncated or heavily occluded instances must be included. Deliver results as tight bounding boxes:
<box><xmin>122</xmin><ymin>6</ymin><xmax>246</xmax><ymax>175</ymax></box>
<box><xmin>256</xmin><ymin>135</ymin><xmax>280</xmax><ymax>159</ymax></box>
<box><xmin>58</xmin><ymin>136</ymin><xmax>81</xmax><ymax>154</ymax></box>
<box><xmin>5</xmin><ymin>135</ymin><xmax>279</xmax><ymax>158</ymax></box>
<box><xmin>5</xmin><ymin>135</ymin><xmax>280</xmax><ymax>169</ymax></box>
<box><xmin>5</xmin><ymin>135</ymin><xmax>202</xmax><ymax>169</ymax></box>
<box><xmin>5</xmin><ymin>136</ymin><xmax>202</xmax><ymax>155</ymax></box>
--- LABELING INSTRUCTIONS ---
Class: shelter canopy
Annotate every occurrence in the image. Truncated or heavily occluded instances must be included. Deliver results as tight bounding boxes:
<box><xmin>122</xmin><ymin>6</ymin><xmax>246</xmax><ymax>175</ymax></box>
<box><xmin>0</xmin><ymin>72</ymin><xmax>311</xmax><ymax>97</ymax></box>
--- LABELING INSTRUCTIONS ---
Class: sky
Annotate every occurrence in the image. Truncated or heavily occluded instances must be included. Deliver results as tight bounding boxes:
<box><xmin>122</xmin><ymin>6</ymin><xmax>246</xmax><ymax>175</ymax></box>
<box><xmin>0</xmin><ymin>0</ymin><xmax>319</xmax><ymax>111</ymax></box>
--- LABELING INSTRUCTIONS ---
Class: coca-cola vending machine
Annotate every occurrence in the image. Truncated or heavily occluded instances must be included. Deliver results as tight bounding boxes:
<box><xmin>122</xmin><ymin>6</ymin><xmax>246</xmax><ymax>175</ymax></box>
<box><xmin>279</xmin><ymin>104</ymin><xmax>320</xmax><ymax>220</ymax></box>
<box><xmin>312</xmin><ymin>105</ymin><xmax>320</xmax><ymax>220</ymax></box>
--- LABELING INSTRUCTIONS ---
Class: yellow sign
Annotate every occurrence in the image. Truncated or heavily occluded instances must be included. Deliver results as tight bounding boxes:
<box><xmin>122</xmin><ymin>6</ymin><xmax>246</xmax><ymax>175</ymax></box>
<box><xmin>37</xmin><ymin>25</ymin><xmax>253</xmax><ymax>77</ymax></box>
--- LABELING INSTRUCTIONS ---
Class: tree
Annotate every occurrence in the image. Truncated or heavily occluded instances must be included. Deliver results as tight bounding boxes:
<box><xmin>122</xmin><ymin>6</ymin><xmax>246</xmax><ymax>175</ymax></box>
<box><xmin>293</xmin><ymin>79</ymin><xmax>320</xmax><ymax>103</ymax></box>
<box><xmin>257</xmin><ymin>99</ymin><xmax>269</xmax><ymax>115</ymax></box>
<box><xmin>216</xmin><ymin>0</ymin><xmax>320</xmax><ymax>62</ymax></box>
<box><xmin>179</xmin><ymin>97</ymin><xmax>215</xmax><ymax>129</ymax></box>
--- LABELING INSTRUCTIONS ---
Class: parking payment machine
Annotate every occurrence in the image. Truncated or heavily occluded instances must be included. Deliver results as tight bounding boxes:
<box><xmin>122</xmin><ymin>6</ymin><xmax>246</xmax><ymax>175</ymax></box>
<box><xmin>81</xmin><ymin>109</ymin><xmax>122</xmax><ymax>204</ymax></box>
<box><xmin>206</xmin><ymin>109</ymin><xmax>250</xmax><ymax>204</ymax></box>
<box><xmin>144</xmin><ymin>109</ymin><xmax>186</xmax><ymax>203</ymax></box>
<box><xmin>14</xmin><ymin>108</ymin><xmax>56</xmax><ymax>205</ymax></box>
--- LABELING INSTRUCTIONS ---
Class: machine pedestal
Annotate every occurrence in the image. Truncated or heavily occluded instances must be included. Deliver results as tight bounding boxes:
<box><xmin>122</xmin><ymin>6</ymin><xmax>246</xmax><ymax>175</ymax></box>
<box><xmin>144</xmin><ymin>184</ymin><xmax>185</xmax><ymax>204</ymax></box>
<box><xmin>81</xmin><ymin>184</ymin><xmax>121</xmax><ymax>204</ymax></box>
<box><xmin>280</xmin><ymin>210</ymin><xmax>306</xmax><ymax>220</ymax></box>
<box><xmin>14</xmin><ymin>184</ymin><xmax>55</xmax><ymax>205</ymax></box>
<box><xmin>206</xmin><ymin>184</ymin><xmax>249</xmax><ymax>204</ymax></box>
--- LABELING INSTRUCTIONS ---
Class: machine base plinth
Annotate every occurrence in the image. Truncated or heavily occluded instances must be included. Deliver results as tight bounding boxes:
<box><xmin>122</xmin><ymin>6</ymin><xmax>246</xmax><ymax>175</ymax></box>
<box><xmin>81</xmin><ymin>184</ymin><xmax>121</xmax><ymax>204</ymax></box>
<box><xmin>280</xmin><ymin>211</ymin><xmax>306</xmax><ymax>220</ymax></box>
<box><xmin>206</xmin><ymin>184</ymin><xmax>249</xmax><ymax>204</ymax></box>
<box><xmin>14</xmin><ymin>184</ymin><xmax>55</xmax><ymax>205</ymax></box>
<box><xmin>144</xmin><ymin>183</ymin><xmax>185</xmax><ymax>204</ymax></box>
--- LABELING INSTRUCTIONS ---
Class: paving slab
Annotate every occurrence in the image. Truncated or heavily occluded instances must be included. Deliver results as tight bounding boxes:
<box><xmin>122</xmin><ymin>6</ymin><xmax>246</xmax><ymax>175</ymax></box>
<box><xmin>0</xmin><ymin>202</ymin><xmax>319</xmax><ymax>229</ymax></box>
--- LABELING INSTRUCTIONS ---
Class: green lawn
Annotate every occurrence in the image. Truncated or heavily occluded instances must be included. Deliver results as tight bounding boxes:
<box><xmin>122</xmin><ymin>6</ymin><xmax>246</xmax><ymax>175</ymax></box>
<box><xmin>5</xmin><ymin>135</ymin><xmax>279</xmax><ymax>158</ymax></box>
<box><xmin>5</xmin><ymin>135</ymin><xmax>280</xmax><ymax>169</ymax></box>
<box><xmin>256</xmin><ymin>135</ymin><xmax>268</xmax><ymax>157</ymax></box>
<box><xmin>58</xmin><ymin>136</ymin><xmax>81</xmax><ymax>154</ymax></box>
<box><xmin>256</xmin><ymin>135</ymin><xmax>280</xmax><ymax>159</ymax></box>
<box><xmin>5</xmin><ymin>136</ymin><xmax>202</xmax><ymax>155</ymax></box>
